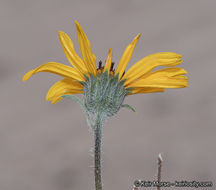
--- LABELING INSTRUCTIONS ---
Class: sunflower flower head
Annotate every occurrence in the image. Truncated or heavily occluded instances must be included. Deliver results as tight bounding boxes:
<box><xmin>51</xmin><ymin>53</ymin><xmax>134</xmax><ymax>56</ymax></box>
<box><xmin>23</xmin><ymin>21</ymin><xmax>188</xmax><ymax>119</ymax></box>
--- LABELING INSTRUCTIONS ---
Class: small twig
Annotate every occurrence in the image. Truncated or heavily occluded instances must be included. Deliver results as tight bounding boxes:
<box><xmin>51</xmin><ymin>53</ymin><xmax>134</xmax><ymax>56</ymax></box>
<box><xmin>133</xmin><ymin>154</ymin><xmax>163</xmax><ymax>190</ymax></box>
<box><xmin>157</xmin><ymin>153</ymin><xmax>163</xmax><ymax>190</ymax></box>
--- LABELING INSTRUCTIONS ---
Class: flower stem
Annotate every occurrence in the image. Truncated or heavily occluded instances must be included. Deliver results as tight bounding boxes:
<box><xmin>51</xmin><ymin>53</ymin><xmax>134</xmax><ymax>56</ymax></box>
<box><xmin>94</xmin><ymin>112</ymin><xmax>103</xmax><ymax>190</ymax></box>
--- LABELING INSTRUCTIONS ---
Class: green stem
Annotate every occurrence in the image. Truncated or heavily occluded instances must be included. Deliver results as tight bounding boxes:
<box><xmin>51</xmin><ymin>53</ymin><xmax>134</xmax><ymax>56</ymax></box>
<box><xmin>94</xmin><ymin>112</ymin><xmax>103</xmax><ymax>190</ymax></box>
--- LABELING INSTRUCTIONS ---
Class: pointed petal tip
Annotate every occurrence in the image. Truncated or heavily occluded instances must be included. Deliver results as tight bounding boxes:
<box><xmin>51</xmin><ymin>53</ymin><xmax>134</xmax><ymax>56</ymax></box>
<box><xmin>22</xmin><ymin>70</ymin><xmax>34</xmax><ymax>82</ymax></box>
<box><xmin>51</xmin><ymin>97</ymin><xmax>62</xmax><ymax>104</ymax></box>
<box><xmin>178</xmin><ymin>54</ymin><xmax>183</xmax><ymax>58</ymax></box>
<box><xmin>46</xmin><ymin>93</ymin><xmax>51</xmax><ymax>101</ymax></box>
<box><xmin>136</xmin><ymin>33</ymin><xmax>141</xmax><ymax>39</ymax></box>
<box><xmin>74</xmin><ymin>21</ymin><xmax>84</xmax><ymax>36</ymax></box>
<box><xmin>58</xmin><ymin>31</ymin><xmax>66</xmax><ymax>42</ymax></box>
<box><xmin>175</xmin><ymin>53</ymin><xmax>182</xmax><ymax>59</ymax></box>
<box><xmin>74</xmin><ymin>20</ymin><xmax>79</xmax><ymax>25</ymax></box>
<box><xmin>58</xmin><ymin>31</ymin><xmax>68</xmax><ymax>40</ymax></box>
<box><xmin>58</xmin><ymin>30</ymin><xmax>65</xmax><ymax>36</ymax></box>
<box><xmin>132</xmin><ymin>33</ymin><xmax>141</xmax><ymax>42</ymax></box>
<box><xmin>22</xmin><ymin>75</ymin><xmax>27</xmax><ymax>82</ymax></box>
<box><xmin>74</xmin><ymin>20</ymin><xmax>81</xmax><ymax>29</ymax></box>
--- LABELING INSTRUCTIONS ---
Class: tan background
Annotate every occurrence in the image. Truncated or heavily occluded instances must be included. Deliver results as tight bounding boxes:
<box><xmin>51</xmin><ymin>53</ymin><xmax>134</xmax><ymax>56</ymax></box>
<box><xmin>1</xmin><ymin>0</ymin><xmax>215</xmax><ymax>190</ymax></box>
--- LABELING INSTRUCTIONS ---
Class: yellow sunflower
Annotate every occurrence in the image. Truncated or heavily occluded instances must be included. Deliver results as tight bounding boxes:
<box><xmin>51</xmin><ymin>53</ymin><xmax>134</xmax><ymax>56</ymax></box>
<box><xmin>23</xmin><ymin>21</ymin><xmax>188</xmax><ymax>108</ymax></box>
<box><xmin>23</xmin><ymin>21</ymin><xmax>188</xmax><ymax>190</ymax></box>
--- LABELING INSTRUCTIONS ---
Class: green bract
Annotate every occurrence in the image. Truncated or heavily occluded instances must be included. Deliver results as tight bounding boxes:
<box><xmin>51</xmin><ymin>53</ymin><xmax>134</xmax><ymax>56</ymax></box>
<box><xmin>81</xmin><ymin>71</ymin><xmax>131</xmax><ymax>117</ymax></box>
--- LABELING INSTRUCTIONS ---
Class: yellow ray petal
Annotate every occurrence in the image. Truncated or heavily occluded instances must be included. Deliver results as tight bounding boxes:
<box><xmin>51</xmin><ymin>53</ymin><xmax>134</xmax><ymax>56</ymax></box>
<box><xmin>75</xmin><ymin>21</ymin><xmax>97</xmax><ymax>76</ymax></box>
<box><xmin>46</xmin><ymin>78</ymin><xmax>83</xmax><ymax>101</ymax></box>
<box><xmin>51</xmin><ymin>97</ymin><xmax>63</xmax><ymax>104</ymax></box>
<box><xmin>22</xmin><ymin>62</ymin><xmax>85</xmax><ymax>82</ymax></box>
<box><xmin>127</xmin><ymin>67</ymin><xmax>188</xmax><ymax>89</ymax></box>
<box><xmin>139</xmin><ymin>67</ymin><xmax>187</xmax><ymax>79</ymax></box>
<box><xmin>128</xmin><ymin>77</ymin><xmax>188</xmax><ymax>88</ymax></box>
<box><xmin>123</xmin><ymin>52</ymin><xmax>183</xmax><ymax>86</ymax></box>
<box><xmin>115</xmin><ymin>33</ymin><xmax>141</xmax><ymax>79</ymax></box>
<box><xmin>172</xmin><ymin>75</ymin><xmax>188</xmax><ymax>80</ymax></box>
<box><xmin>103</xmin><ymin>48</ymin><xmax>112</xmax><ymax>73</ymax></box>
<box><xmin>128</xmin><ymin>87</ymin><xmax>165</xmax><ymax>95</ymax></box>
<box><xmin>58</xmin><ymin>31</ymin><xmax>88</xmax><ymax>75</ymax></box>
<box><xmin>50</xmin><ymin>89</ymin><xmax>82</xmax><ymax>104</ymax></box>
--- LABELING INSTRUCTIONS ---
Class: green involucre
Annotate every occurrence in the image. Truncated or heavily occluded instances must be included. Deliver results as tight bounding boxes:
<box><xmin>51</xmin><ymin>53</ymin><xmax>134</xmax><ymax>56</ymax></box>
<box><xmin>82</xmin><ymin>71</ymin><xmax>131</xmax><ymax>117</ymax></box>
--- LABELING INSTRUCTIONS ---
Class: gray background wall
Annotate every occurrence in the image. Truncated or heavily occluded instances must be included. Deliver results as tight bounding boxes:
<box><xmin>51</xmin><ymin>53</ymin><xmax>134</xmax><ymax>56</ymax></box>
<box><xmin>1</xmin><ymin>0</ymin><xmax>215</xmax><ymax>190</ymax></box>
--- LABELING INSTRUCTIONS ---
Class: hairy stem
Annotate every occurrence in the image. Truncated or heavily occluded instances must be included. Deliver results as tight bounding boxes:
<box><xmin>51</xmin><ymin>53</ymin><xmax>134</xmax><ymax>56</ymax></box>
<box><xmin>94</xmin><ymin>112</ymin><xmax>103</xmax><ymax>190</ymax></box>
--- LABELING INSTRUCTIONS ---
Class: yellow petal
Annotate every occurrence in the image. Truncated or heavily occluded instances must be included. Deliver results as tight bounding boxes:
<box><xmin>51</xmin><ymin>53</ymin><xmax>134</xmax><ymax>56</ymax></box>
<box><xmin>46</xmin><ymin>78</ymin><xmax>83</xmax><ymax>101</ymax></box>
<box><xmin>173</xmin><ymin>75</ymin><xmax>188</xmax><ymax>80</ymax></box>
<box><xmin>50</xmin><ymin>89</ymin><xmax>82</xmax><ymax>104</ymax></box>
<box><xmin>51</xmin><ymin>97</ymin><xmax>63</xmax><ymax>104</ymax></box>
<box><xmin>22</xmin><ymin>62</ymin><xmax>84</xmax><ymax>82</ymax></box>
<box><xmin>58</xmin><ymin>31</ymin><xmax>88</xmax><ymax>75</ymax></box>
<box><xmin>140</xmin><ymin>67</ymin><xmax>187</xmax><ymax>79</ymax></box>
<box><xmin>129</xmin><ymin>77</ymin><xmax>188</xmax><ymax>88</ymax></box>
<box><xmin>123</xmin><ymin>52</ymin><xmax>183</xmax><ymax>86</ymax></box>
<box><xmin>75</xmin><ymin>21</ymin><xmax>97</xmax><ymax>76</ymax></box>
<box><xmin>103</xmin><ymin>48</ymin><xmax>112</xmax><ymax>73</ymax></box>
<box><xmin>128</xmin><ymin>87</ymin><xmax>165</xmax><ymax>95</ymax></box>
<box><xmin>127</xmin><ymin>67</ymin><xmax>188</xmax><ymax>89</ymax></box>
<box><xmin>115</xmin><ymin>33</ymin><xmax>141</xmax><ymax>79</ymax></box>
